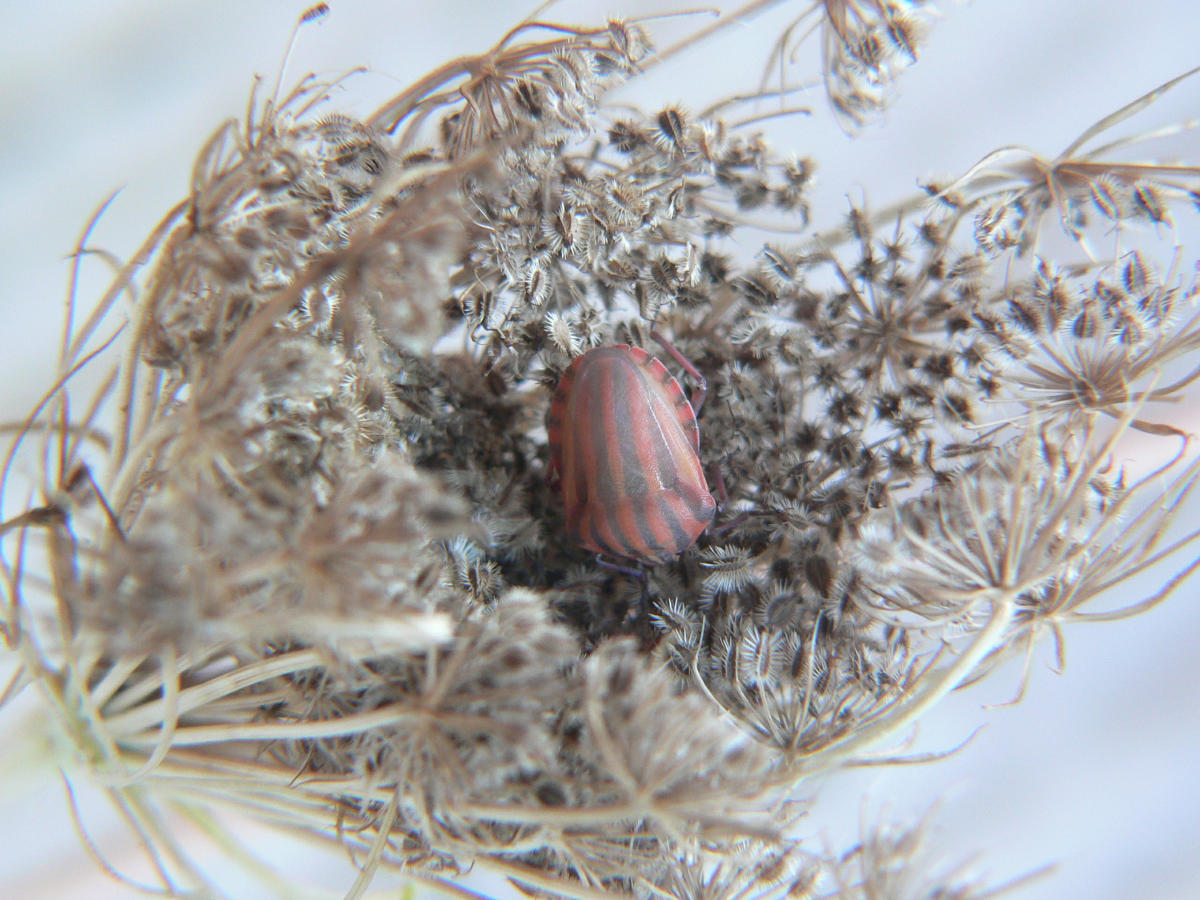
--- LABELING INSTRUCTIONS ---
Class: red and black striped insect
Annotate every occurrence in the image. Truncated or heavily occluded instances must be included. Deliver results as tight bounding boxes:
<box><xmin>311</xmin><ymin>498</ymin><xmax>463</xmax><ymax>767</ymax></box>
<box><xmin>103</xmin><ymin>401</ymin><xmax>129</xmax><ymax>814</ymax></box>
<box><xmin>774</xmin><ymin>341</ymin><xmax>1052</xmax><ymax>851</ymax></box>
<box><xmin>546</xmin><ymin>332</ymin><xmax>716</xmax><ymax>564</ymax></box>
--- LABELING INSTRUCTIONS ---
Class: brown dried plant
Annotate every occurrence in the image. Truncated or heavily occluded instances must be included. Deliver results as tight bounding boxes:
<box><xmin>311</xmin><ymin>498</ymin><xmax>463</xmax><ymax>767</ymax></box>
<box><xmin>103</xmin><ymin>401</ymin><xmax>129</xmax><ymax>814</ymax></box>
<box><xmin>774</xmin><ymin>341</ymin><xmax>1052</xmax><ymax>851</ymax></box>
<box><xmin>2</xmin><ymin>2</ymin><xmax>1199</xmax><ymax>898</ymax></box>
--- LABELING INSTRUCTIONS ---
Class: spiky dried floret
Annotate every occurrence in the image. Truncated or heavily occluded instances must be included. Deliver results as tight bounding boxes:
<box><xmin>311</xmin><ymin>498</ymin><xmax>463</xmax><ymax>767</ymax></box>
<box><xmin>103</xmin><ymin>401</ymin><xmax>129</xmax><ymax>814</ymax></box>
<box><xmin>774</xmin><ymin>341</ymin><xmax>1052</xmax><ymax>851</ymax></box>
<box><xmin>823</xmin><ymin>813</ymin><xmax>998</xmax><ymax>900</ymax></box>
<box><xmin>763</xmin><ymin>1</ymin><xmax>938</xmax><ymax>129</ymax></box>
<box><xmin>946</xmin><ymin>65</ymin><xmax>1200</xmax><ymax>252</ymax></box>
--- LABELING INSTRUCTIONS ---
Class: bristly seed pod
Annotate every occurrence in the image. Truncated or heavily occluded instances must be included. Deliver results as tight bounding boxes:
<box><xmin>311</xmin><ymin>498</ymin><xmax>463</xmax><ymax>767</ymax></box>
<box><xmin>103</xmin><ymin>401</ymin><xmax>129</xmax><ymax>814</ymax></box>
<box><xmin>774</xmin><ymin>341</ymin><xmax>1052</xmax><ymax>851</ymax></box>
<box><xmin>546</xmin><ymin>333</ymin><xmax>716</xmax><ymax>563</ymax></box>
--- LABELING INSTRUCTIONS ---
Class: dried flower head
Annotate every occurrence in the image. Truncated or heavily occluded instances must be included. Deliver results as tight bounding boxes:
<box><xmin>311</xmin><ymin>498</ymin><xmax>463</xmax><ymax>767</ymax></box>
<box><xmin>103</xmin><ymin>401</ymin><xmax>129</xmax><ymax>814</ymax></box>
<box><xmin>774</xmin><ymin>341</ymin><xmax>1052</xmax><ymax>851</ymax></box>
<box><xmin>2</xmin><ymin>3</ymin><xmax>1199</xmax><ymax>899</ymax></box>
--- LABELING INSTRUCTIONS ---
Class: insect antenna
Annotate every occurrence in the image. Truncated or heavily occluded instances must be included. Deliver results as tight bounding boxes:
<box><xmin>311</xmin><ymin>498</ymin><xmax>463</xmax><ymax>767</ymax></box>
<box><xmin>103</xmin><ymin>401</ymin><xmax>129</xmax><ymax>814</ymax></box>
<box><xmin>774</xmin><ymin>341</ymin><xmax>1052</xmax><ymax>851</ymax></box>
<box><xmin>651</xmin><ymin>329</ymin><xmax>708</xmax><ymax>413</ymax></box>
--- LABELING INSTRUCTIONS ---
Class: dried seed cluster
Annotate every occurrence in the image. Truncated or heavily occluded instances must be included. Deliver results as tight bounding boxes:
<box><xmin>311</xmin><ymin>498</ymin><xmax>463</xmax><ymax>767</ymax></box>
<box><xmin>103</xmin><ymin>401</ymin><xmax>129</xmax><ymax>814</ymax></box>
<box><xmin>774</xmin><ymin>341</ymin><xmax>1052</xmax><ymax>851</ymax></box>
<box><xmin>3</xmin><ymin>4</ymin><xmax>1199</xmax><ymax>898</ymax></box>
<box><xmin>775</xmin><ymin>0</ymin><xmax>937</xmax><ymax>128</ymax></box>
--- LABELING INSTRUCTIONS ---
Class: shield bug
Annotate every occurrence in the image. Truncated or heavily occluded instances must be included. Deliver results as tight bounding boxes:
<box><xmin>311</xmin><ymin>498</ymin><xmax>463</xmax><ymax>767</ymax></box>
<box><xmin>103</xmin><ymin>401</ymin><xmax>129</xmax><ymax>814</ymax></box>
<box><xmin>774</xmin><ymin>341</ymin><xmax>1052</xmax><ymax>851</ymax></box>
<box><xmin>546</xmin><ymin>331</ymin><xmax>716</xmax><ymax>564</ymax></box>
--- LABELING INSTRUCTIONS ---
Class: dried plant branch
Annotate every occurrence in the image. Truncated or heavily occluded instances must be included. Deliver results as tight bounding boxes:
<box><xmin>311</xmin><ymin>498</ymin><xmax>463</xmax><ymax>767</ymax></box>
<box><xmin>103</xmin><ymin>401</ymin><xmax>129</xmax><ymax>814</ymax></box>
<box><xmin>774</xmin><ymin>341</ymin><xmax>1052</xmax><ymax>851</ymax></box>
<box><xmin>3</xmin><ymin>3</ymin><xmax>1199</xmax><ymax>898</ymax></box>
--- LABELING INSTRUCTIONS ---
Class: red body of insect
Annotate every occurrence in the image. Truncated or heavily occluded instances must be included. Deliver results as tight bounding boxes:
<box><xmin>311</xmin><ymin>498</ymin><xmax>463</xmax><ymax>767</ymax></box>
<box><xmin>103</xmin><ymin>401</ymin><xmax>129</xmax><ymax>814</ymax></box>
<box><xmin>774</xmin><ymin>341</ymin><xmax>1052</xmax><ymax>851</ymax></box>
<box><xmin>546</xmin><ymin>340</ymin><xmax>716</xmax><ymax>563</ymax></box>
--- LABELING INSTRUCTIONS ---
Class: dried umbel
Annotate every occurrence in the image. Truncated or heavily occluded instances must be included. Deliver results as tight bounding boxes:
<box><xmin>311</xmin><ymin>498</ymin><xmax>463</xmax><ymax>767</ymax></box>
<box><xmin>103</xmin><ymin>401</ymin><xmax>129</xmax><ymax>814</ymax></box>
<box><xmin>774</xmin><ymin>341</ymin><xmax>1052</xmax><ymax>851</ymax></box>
<box><xmin>3</xmin><ymin>3</ymin><xmax>1199</xmax><ymax>898</ymax></box>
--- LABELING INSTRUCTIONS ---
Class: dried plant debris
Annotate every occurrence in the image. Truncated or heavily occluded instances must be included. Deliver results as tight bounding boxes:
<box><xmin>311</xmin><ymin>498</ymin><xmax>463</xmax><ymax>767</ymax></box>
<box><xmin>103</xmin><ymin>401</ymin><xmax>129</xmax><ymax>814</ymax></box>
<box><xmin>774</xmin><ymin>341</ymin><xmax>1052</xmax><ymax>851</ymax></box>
<box><xmin>755</xmin><ymin>1</ymin><xmax>937</xmax><ymax>130</ymax></box>
<box><xmin>940</xmin><ymin>63</ymin><xmax>1200</xmax><ymax>255</ymax></box>
<box><xmin>3</xmin><ymin>3</ymin><xmax>1200</xmax><ymax>898</ymax></box>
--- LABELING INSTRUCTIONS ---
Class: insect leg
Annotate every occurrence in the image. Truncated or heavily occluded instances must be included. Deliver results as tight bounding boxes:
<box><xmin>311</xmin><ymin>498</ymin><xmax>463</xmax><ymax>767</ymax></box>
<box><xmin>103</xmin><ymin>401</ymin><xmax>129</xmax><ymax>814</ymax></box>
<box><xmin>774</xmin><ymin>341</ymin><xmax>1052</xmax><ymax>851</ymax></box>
<box><xmin>593</xmin><ymin>553</ymin><xmax>654</xmax><ymax>625</ymax></box>
<box><xmin>650</xmin><ymin>329</ymin><xmax>707</xmax><ymax>414</ymax></box>
<box><xmin>594</xmin><ymin>553</ymin><xmax>647</xmax><ymax>580</ymax></box>
<box><xmin>708</xmin><ymin>462</ymin><xmax>728</xmax><ymax>512</ymax></box>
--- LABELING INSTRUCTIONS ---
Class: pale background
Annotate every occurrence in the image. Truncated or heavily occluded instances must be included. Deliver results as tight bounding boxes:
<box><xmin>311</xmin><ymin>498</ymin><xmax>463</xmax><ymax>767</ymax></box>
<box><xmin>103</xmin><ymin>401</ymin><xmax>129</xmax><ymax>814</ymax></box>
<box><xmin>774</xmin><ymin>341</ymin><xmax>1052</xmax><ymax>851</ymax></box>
<box><xmin>1</xmin><ymin>1</ymin><xmax>1198</xmax><ymax>897</ymax></box>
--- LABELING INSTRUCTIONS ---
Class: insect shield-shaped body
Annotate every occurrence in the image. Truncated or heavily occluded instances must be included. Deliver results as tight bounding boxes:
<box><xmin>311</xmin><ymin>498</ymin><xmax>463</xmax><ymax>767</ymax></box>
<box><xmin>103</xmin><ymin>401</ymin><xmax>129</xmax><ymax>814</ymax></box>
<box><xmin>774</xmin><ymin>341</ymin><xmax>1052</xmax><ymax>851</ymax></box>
<box><xmin>547</xmin><ymin>337</ymin><xmax>716</xmax><ymax>564</ymax></box>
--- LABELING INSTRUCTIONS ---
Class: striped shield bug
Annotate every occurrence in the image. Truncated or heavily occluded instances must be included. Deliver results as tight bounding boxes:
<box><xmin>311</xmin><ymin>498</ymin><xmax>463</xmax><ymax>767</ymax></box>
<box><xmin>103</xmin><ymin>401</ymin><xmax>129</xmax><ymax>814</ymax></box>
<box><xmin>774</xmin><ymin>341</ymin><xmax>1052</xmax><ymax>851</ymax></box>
<box><xmin>546</xmin><ymin>331</ymin><xmax>717</xmax><ymax>564</ymax></box>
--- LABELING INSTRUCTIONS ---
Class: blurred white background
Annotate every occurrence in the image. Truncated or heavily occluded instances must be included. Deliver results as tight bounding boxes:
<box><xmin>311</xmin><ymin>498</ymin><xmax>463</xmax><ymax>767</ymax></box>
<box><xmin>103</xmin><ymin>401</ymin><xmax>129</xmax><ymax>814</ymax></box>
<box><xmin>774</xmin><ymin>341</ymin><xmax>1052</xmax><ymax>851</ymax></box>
<box><xmin>2</xmin><ymin>1</ymin><xmax>1198</xmax><ymax>897</ymax></box>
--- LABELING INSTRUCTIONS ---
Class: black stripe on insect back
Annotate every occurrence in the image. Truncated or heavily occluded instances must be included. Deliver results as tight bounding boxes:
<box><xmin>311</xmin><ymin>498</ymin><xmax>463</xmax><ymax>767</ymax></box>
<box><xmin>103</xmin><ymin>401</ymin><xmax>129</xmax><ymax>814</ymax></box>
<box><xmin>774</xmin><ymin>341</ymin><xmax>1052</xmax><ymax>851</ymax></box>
<box><xmin>585</xmin><ymin>516</ymin><xmax>626</xmax><ymax>560</ymax></box>
<box><xmin>612</xmin><ymin>360</ymin><xmax>653</xmax><ymax>499</ymax></box>
<box><xmin>589</xmin><ymin>361</ymin><xmax>630</xmax><ymax>504</ymax></box>
<box><xmin>643</xmin><ymin>351</ymin><xmax>701</xmax><ymax>450</ymax></box>
<box><xmin>635</xmin><ymin>363</ymin><xmax>686</xmax><ymax>496</ymax></box>
<box><xmin>654</xmin><ymin>491</ymin><xmax>693</xmax><ymax>557</ymax></box>
<box><xmin>621</xmin><ymin>362</ymin><xmax>683</xmax><ymax>559</ymax></box>
<box><xmin>612</xmin><ymin>357</ymin><xmax>672</xmax><ymax>559</ymax></box>
<box><xmin>585</xmin><ymin>362</ymin><xmax>644</xmax><ymax>559</ymax></box>
<box><xmin>625</xmin><ymin>359</ymin><xmax>701</xmax><ymax>558</ymax></box>
<box><xmin>673</xmin><ymin>395</ymin><xmax>700</xmax><ymax>451</ymax></box>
